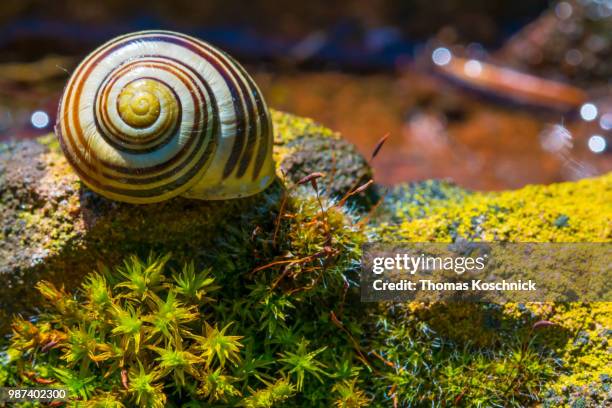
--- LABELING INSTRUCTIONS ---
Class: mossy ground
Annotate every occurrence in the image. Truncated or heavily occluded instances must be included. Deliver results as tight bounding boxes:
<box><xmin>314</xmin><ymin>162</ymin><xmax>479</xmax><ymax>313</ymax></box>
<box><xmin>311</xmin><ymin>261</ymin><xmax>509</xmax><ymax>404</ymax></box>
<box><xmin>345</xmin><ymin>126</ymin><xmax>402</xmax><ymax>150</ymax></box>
<box><xmin>367</xmin><ymin>175</ymin><xmax>611</xmax><ymax>406</ymax></box>
<box><xmin>1</xmin><ymin>113</ymin><xmax>610</xmax><ymax>406</ymax></box>
<box><xmin>1</xmin><ymin>177</ymin><xmax>371</xmax><ymax>407</ymax></box>
<box><xmin>0</xmin><ymin>110</ymin><xmax>371</xmax><ymax>334</ymax></box>
<box><xmin>376</xmin><ymin>174</ymin><xmax>611</xmax><ymax>242</ymax></box>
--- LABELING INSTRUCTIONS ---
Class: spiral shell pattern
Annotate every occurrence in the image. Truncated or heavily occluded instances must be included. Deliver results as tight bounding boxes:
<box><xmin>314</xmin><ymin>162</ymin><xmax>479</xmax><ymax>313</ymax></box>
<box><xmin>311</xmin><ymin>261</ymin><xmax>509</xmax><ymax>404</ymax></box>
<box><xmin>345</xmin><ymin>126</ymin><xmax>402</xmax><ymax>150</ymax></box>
<box><xmin>57</xmin><ymin>30</ymin><xmax>275</xmax><ymax>204</ymax></box>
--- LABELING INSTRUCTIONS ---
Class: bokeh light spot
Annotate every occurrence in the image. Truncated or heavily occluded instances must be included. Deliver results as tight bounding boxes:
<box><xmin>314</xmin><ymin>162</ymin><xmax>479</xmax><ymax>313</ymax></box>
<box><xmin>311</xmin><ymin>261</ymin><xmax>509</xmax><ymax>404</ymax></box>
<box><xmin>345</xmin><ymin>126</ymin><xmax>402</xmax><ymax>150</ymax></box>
<box><xmin>555</xmin><ymin>1</ymin><xmax>573</xmax><ymax>20</ymax></box>
<box><xmin>432</xmin><ymin>47</ymin><xmax>452</xmax><ymax>66</ymax></box>
<box><xmin>464</xmin><ymin>59</ymin><xmax>482</xmax><ymax>77</ymax></box>
<box><xmin>587</xmin><ymin>135</ymin><xmax>606</xmax><ymax>154</ymax></box>
<box><xmin>599</xmin><ymin>113</ymin><xmax>612</xmax><ymax>130</ymax></box>
<box><xmin>579</xmin><ymin>103</ymin><xmax>598</xmax><ymax>121</ymax></box>
<box><xmin>30</xmin><ymin>110</ymin><xmax>50</xmax><ymax>129</ymax></box>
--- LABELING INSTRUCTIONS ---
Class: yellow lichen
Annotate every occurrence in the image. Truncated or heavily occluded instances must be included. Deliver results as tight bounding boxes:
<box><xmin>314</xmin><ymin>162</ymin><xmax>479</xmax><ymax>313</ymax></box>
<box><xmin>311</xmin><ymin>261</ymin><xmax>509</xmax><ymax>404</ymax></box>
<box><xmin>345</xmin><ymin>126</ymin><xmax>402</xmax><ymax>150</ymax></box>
<box><xmin>377</xmin><ymin>173</ymin><xmax>611</xmax><ymax>242</ymax></box>
<box><xmin>370</xmin><ymin>173</ymin><xmax>612</xmax><ymax>394</ymax></box>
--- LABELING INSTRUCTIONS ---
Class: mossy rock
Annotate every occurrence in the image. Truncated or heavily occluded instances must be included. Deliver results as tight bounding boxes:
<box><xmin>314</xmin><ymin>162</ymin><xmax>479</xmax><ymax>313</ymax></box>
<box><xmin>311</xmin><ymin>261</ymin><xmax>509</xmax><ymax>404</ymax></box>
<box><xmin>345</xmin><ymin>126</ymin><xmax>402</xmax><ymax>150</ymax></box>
<box><xmin>374</xmin><ymin>174</ymin><xmax>611</xmax><ymax>242</ymax></box>
<box><xmin>0</xmin><ymin>110</ymin><xmax>372</xmax><ymax>333</ymax></box>
<box><xmin>366</xmin><ymin>174</ymin><xmax>612</xmax><ymax>406</ymax></box>
<box><xmin>2</xmin><ymin>105</ymin><xmax>611</xmax><ymax>405</ymax></box>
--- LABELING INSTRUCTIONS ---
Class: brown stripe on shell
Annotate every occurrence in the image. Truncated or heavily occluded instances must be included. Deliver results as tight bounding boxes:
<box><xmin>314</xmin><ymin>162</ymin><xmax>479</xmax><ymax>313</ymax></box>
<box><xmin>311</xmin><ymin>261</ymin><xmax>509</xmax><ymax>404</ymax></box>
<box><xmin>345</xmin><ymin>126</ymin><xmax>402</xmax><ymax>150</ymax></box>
<box><xmin>63</xmin><ymin>46</ymin><xmax>203</xmax><ymax>173</ymax></box>
<box><xmin>95</xmin><ymin>63</ymin><xmax>186</xmax><ymax>152</ymax></box>
<box><xmin>59</xmin><ymin>76</ymin><xmax>218</xmax><ymax>195</ymax></box>
<box><xmin>66</xmin><ymin>56</ymin><xmax>205</xmax><ymax>177</ymax></box>
<box><xmin>186</xmin><ymin>36</ymin><xmax>271</xmax><ymax>181</ymax></box>
<box><xmin>163</xmin><ymin>34</ymin><xmax>250</xmax><ymax>179</ymax></box>
<box><xmin>59</xmin><ymin>37</ymin><xmax>218</xmax><ymax>195</ymax></box>
<box><xmin>103</xmin><ymin>33</ymin><xmax>253</xmax><ymax>180</ymax></box>
<box><xmin>58</xmin><ymin>121</ymin><xmax>217</xmax><ymax>197</ymax></box>
<box><xmin>99</xmin><ymin>72</ymin><xmax>179</xmax><ymax>145</ymax></box>
<box><xmin>228</xmin><ymin>54</ymin><xmax>272</xmax><ymax>180</ymax></box>
<box><xmin>58</xmin><ymin>31</ymin><xmax>272</xmax><ymax>200</ymax></box>
<box><xmin>67</xmin><ymin>60</ymin><xmax>214</xmax><ymax>182</ymax></box>
<box><xmin>144</xmin><ymin>31</ymin><xmax>256</xmax><ymax>179</ymax></box>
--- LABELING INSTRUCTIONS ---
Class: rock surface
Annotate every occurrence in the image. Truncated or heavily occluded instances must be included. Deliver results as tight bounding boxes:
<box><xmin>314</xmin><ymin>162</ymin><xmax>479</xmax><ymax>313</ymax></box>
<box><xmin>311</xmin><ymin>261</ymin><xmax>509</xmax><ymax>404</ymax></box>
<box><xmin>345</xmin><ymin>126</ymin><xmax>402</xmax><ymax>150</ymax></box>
<box><xmin>0</xmin><ymin>110</ymin><xmax>372</xmax><ymax>332</ymax></box>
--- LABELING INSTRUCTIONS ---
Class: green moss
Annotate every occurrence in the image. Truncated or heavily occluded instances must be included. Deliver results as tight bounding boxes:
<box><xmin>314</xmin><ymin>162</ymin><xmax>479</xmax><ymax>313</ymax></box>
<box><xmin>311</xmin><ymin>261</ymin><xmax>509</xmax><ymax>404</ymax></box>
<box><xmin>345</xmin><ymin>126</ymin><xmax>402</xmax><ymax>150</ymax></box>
<box><xmin>376</xmin><ymin>179</ymin><xmax>470</xmax><ymax>223</ymax></box>
<box><xmin>2</xmin><ymin>179</ymin><xmax>371</xmax><ymax>407</ymax></box>
<box><xmin>6</xmin><ymin>256</ymin><xmax>247</xmax><ymax>406</ymax></box>
<box><xmin>270</xmin><ymin>109</ymin><xmax>341</xmax><ymax>146</ymax></box>
<box><xmin>373</xmin><ymin>173</ymin><xmax>612</xmax><ymax>242</ymax></box>
<box><xmin>37</xmin><ymin>132</ymin><xmax>61</xmax><ymax>152</ymax></box>
<box><xmin>365</xmin><ymin>173</ymin><xmax>612</xmax><ymax>406</ymax></box>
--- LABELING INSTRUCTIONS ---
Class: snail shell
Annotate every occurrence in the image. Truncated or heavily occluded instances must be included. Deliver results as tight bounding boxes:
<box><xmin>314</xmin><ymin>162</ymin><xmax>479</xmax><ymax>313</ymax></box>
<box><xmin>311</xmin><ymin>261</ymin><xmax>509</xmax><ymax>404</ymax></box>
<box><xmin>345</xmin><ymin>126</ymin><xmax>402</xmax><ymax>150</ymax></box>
<box><xmin>56</xmin><ymin>30</ymin><xmax>275</xmax><ymax>204</ymax></box>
